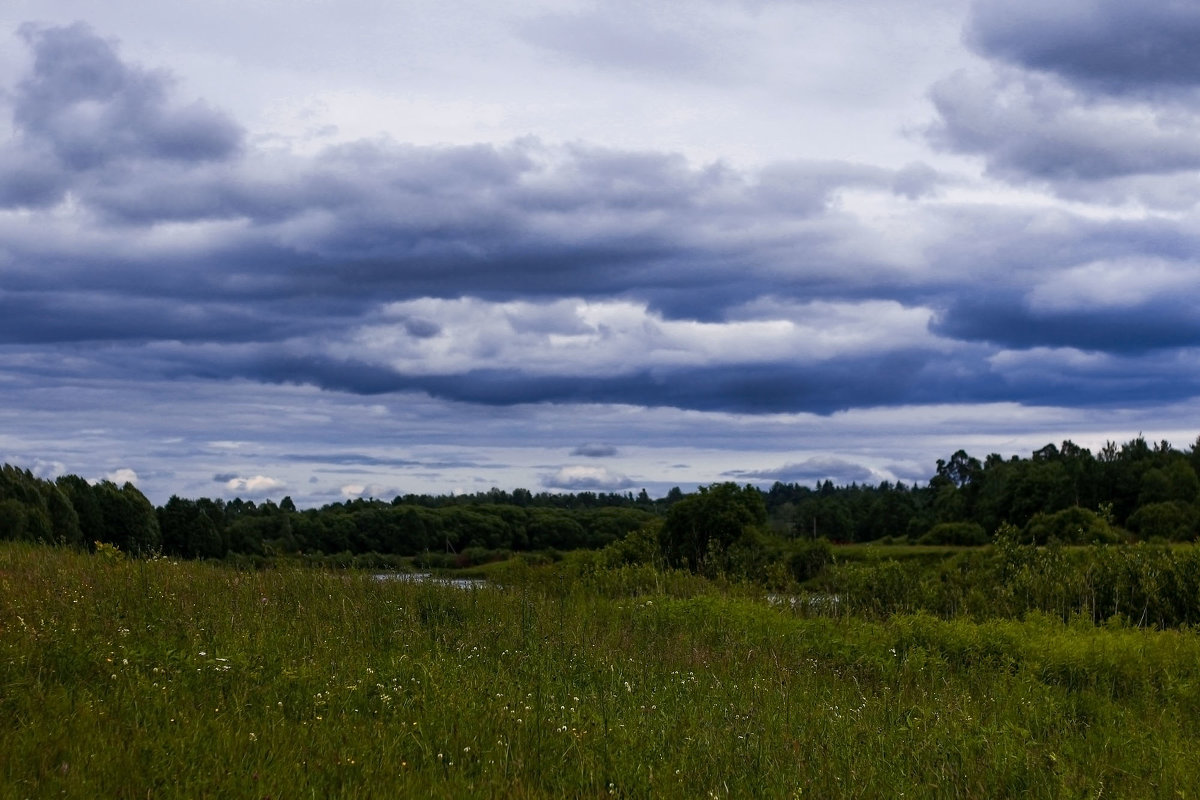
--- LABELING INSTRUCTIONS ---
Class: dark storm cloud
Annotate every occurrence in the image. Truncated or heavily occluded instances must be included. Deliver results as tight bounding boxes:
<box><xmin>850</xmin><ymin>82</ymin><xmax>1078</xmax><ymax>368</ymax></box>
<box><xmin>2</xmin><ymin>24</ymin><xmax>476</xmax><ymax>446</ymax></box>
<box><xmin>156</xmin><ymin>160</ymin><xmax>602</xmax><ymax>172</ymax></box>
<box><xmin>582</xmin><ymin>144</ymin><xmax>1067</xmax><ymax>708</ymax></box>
<box><xmin>224</xmin><ymin>343</ymin><xmax>1197</xmax><ymax>415</ymax></box>
<box><xmin>989</xmin><ymin>348</ymin><xmax>1200</xmax><ymax>409</ymax></box>
<box><xmin>5</xmin><ymin>21</ymin><xmax>1200</xmax><ymax>424</ymax></box>
<box><xmin>724</xmin><ymin>456</ymin><xmax>879</xmax><ymax>486</ymax></box>
<box><xmin>933</xmin><ymin>294</ymin><xmax>1200</xmax><ymax>355</ymax></box>
<box><xmin>0</xmin><ymin>26</ymin><xmax>929</xmax><ymax>324</ymax></box>
<box><xmin>0</xmin><ymin>291</ymin><xmax>315</xmax><ymax>344</ymax></box>
<box><xmin>966</xmin><ymin>0</ymin><xmax>1200</xmax><ymax>95</ymax></box>
<box><xmin>0</xmin><ymin>20</ymin><xmax>918</xmax><ymax>338</ymax></box>
<box><xmin>209</xmin><ymin>348</ymin><xmax>1002</xmax><ymax>415</ymax></box>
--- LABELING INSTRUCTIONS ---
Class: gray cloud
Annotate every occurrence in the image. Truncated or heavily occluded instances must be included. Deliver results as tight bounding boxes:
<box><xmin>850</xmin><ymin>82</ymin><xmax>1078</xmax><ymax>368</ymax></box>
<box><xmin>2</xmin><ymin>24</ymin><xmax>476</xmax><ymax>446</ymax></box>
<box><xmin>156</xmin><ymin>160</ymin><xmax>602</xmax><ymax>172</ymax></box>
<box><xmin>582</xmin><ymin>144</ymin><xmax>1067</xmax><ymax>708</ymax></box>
<box><xmin>2</xmin><ymin>18</ymin><xmax>1200</xmax><ymax>444</ymax></box>
<box><xmin>0</xmin><ymin>26</ymin><xmax>933</xmax><ymax>340</ymax></box>
<box><xmin>13</xmin><ymin>22</ymin><xmax>241</xmax><ymax>172</ymax></box>
<box><xmin>932</xmin><ymin>292</ymin><xmax>1200</xmax><ymax>355</ymax></box>
<box><xmin>0</xmin><ymin>144</ymin><xmax>69</xmax><ymax>208</ymax></box>
<box><xmin>542</xmin><ymin>465</ymin><xmax>636</xmax><ymax>491</ymax></box>
<box><xmin>518</xmin><ymin>11</ymin><xmax>733</xmax><ymax>81</ymax></box>
<box><xmin>402</xmin><ymin>318</ymin><xmax>441</xmax><ymax>339</ymax></box>
<box><xmin>928</xmin><ymin>69</ymin><xmax>1200</xmax><ymax>186</ymax></box>
<box><xmin>930</xmin><ymin>3</ymin><xmax>1200</xmax><ymax>203</ymax></box>
<box><xmin>571</xmin><ymin>443</ymin><xmax>619</xmax><ymax>458</ymax></box>
<box><xmin>725</xmin><ymin>456</ymin><xmax>879</xmax><ymax>486</ymax></box>
<box><xmin>966</xmin><ymin>0</ymin><xmax>1200</xmax><ymax>95</ymax></box>
<box><xmin>890</xmin><ymin>162</ymin><xmax>942</xmax><ymax>200</ymax></box>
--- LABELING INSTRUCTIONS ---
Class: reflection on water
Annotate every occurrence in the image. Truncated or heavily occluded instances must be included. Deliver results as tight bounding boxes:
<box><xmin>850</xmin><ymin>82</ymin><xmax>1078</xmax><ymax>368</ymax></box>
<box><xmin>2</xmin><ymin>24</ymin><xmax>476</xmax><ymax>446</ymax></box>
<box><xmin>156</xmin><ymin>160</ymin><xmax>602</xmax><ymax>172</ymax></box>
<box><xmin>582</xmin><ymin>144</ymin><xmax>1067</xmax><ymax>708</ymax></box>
<box><xmin>373</xmin><ymin>572</ymin><xmax>487</xmax><ymax>589</ymax></box>
<box><xmin>766</xmin><ymin>593</ymin><xmax>840</xmax><ymax>611</ymax></box>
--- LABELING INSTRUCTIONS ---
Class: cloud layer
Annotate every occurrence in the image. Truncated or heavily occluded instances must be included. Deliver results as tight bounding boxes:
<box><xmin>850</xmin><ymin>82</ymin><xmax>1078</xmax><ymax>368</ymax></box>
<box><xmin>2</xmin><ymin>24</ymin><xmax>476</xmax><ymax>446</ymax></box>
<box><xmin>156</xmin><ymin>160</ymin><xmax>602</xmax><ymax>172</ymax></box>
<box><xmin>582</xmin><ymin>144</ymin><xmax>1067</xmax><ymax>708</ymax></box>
<box><xmin>2</xmin><ymin>6</ymin><xmax>1199</xmax><ymax>504</ymax></box>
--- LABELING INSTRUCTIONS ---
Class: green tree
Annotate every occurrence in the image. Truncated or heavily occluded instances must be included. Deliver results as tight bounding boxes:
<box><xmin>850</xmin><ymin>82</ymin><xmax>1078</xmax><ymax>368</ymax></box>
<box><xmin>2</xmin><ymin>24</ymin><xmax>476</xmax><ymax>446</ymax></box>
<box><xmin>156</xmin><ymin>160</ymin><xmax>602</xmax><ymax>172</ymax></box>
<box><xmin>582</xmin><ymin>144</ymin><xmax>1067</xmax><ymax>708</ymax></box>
<box><xmin>57</xmin><ymin>475</ymin><xmax>104</xmax><ymax>540</ymax></box>
<box><xmin>42</xmin><ymin>482</ymin><xmax>82</xmax><ymax>546</ymax></box>
<box><xmin>93</xmin><ymin>481</ymin><xmax>161</xmax><ymax>554</ymax></box>
<box><xmin>661</xmin><ymin>483</ymin><xmax>768</xmax><ymax>575</ymax></box>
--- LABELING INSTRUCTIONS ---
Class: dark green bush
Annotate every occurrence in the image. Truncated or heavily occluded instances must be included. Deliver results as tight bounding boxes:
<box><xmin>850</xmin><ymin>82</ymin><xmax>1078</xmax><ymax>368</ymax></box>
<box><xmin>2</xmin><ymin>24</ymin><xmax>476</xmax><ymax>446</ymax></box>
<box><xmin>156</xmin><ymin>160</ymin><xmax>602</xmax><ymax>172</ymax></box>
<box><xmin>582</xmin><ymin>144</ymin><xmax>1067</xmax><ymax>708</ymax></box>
<box><xmin>1024</xmin><ymin>506</ymin><xmax>1122</xmax><ymax>545</ymax></box>
<box><xmin>919</xmin><ymin>521</ymin><xmax>988</xmax><ymax>545</ymax></box>
<box><xmin>1126</xmin><ymin>501</ymin><xmax>1198</xmax><ymax>541</ymax></box>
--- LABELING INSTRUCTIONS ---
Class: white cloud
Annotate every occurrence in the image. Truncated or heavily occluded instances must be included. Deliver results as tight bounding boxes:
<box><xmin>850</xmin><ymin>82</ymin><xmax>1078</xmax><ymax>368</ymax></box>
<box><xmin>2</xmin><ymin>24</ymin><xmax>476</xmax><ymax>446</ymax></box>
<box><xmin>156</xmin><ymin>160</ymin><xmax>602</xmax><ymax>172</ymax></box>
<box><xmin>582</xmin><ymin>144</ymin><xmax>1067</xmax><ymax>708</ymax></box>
<box><xmin>543</xmin><ymin>465</ymin><xmax>635</xmax><ymax>491</ymax></box>
<box><xmin>224</xmin><ymin>475</ymin><xmax>285</xmax><ymax>494</ymax></box>
<box><xmin>336</xmin><ymin>296</ymin><xmax>941</xmax><ymax>376</ymax></box>
<box><xmin>989</xmin><ymin>347</ymin><xmax>1110</xmax><ymax>371</ymax></box>
<box><xmin>337</xmin><ymin>482</ymin><xmax>398</xmax><ymax>499</ymax></box>
<box><xmin>106</xmin><ymin>467</ymin><xmax>139</xmax><ymax>484</ymax></box>
<box><xmin>1027</xmin><ymin>258</ymin><xmax>1199</xmax><ymax>311</ymax></box>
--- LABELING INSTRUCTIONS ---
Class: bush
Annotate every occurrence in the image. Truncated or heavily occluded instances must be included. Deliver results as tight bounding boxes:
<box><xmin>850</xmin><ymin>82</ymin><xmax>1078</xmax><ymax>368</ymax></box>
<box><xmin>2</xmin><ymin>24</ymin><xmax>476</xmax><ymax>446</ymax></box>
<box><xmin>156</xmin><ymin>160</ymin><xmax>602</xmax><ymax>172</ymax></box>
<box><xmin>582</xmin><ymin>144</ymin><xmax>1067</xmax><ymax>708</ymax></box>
<box><xmin>1127</xmin><ymin>502</ymin><xmax>1198</xmax><ymax>541</ymax></box>
<box><xmin>787</xmin><ymin>538</ymin><xmax>833</xmax><ymax>582</ymax></box>
<box><xmin>918</xmin><ymin>521</ymin><xmax>988</xmax><ymax>546</ymax></box>
<box><xmin>1024</xmin><ymin>506</ymin><xmax>1122</xmax><ymax>545</ymax></box>
<box><xmin>602</xmin><ymin>522</ymin><xmax>664</xmax><ymax>567</ymax></box>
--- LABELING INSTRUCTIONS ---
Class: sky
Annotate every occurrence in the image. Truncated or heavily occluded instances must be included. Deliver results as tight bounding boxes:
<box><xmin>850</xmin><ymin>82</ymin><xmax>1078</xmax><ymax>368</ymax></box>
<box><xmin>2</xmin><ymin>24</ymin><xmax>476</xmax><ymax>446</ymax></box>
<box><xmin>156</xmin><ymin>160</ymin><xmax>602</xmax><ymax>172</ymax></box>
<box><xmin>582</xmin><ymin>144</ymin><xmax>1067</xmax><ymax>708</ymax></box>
<box><xmin>2</xmin><ymin>0</ymin><xmax>1200</xmax><ymax>507</ymax></box>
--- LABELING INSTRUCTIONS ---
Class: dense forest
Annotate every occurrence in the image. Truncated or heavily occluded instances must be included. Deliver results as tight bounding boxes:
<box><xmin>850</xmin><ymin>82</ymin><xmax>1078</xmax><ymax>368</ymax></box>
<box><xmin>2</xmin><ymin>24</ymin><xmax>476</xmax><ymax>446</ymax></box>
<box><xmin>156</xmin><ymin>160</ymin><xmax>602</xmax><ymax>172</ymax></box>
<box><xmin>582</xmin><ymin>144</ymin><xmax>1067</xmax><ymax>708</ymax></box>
<box><xmin>3</xmin><ymin>435</ymin><xmax>1200</xmax><ymax>568</ymax></box>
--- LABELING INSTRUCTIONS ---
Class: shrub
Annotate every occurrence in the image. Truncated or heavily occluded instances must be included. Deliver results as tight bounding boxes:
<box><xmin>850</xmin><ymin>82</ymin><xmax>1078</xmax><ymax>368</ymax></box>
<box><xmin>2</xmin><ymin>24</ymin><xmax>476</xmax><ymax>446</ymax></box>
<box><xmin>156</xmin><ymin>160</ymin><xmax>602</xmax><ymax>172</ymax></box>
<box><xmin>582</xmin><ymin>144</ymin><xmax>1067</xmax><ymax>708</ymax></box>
<box><xmin>1126</xmin><ymin>501</ymin><xmax>1199</xmax><ymax>541</ymax></box>
<box><xmin>787</xmin><ymin>538</ymin><xmax>833</xmax><ymax>582</ymax></box>
<box><xmin>1024</xmin><ymin>506</ymin><xmax>1121</xmax><ymax>545</ymax></box>
<box><xmin>918</xmin><ymin>521</ymin><xmax>988</xmax><ymax>545</ymax></box>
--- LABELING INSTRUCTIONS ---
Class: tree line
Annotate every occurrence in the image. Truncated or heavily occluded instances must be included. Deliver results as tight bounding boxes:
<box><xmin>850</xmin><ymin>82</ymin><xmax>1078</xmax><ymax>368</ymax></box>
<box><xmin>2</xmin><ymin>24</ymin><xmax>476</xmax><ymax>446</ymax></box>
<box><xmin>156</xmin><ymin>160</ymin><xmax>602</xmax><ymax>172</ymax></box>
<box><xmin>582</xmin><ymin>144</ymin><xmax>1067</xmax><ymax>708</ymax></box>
<box><xmin>2</xmin><ymin>435</ymin><xmax>1199</xmax><ymax>563</ymax></box>
<box><xmin>763</xmin><ymin>435</ymin><xmax>1200</xmax><ymax>545</ymax></box>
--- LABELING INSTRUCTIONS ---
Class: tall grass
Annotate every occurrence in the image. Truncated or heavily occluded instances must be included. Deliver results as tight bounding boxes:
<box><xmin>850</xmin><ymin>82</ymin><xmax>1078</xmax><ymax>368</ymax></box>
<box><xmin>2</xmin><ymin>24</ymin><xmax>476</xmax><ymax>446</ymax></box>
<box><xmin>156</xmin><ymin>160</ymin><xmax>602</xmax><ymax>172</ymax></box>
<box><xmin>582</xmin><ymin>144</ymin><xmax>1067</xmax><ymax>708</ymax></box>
<box><xmin>2</xmin><ymin>542</ymin><xmax>1198</xmax><ymax>797</ymax></box>
<box><xmin>811</xmin><ymin>541</ymin><xmax>1200</xmax><ymax>627</ymax></box>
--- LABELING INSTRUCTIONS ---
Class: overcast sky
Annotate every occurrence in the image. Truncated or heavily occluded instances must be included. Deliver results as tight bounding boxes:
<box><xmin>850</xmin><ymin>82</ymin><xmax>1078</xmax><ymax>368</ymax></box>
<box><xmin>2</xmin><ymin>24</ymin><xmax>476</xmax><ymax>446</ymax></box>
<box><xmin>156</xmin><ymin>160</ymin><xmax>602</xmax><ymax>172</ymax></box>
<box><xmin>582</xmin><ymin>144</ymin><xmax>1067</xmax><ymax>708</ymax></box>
<box><xmin>3</xmin><ymin>0</ymin><xmax>1200</xmax><ymax>506</ymax></box>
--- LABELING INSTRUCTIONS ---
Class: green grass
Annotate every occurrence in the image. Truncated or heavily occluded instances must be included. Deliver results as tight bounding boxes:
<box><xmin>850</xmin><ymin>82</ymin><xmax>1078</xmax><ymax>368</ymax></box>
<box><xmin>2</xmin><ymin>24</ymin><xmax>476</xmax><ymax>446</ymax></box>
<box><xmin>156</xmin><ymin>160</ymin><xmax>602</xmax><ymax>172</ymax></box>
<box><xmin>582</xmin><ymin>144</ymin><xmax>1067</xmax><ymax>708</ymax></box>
<box><xmin>831</xmin><ymin>543</ymin><xmax>980</xmax><ymax>561</ymax></box>
<box><xmin>2</xmin><ymin>542</ymin><xmax>1199</xmax><ymax>798</ymax></box>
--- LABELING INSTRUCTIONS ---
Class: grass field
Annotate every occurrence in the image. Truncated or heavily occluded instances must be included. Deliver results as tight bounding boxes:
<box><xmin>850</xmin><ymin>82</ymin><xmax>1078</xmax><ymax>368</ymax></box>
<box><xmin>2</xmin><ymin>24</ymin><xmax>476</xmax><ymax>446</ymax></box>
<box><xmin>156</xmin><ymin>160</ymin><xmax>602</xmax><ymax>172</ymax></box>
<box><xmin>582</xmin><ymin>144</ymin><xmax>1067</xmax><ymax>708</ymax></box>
<box><xmin>3</xmin><ymin>542</ymin><xmax>1199</xmax><ymax>798</ymax></box>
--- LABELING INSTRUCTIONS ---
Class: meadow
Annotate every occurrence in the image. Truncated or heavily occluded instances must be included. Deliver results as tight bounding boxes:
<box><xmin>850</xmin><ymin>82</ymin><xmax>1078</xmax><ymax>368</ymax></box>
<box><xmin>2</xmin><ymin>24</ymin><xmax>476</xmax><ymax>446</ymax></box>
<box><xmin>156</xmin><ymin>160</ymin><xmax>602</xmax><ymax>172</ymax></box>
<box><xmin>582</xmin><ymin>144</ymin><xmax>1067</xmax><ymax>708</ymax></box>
<box><xmin>3</xmin><ymin>542</ymin><xmax>1199</xmax><ymax>798</ymax></box>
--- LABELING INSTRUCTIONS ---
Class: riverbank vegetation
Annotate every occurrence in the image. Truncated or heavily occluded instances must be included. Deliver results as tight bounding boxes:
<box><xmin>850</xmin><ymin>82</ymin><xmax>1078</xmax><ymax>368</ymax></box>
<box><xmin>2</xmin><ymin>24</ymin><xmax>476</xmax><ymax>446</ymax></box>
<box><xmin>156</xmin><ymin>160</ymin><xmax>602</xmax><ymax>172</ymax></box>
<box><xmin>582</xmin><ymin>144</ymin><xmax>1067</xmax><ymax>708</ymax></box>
<box><xmin>3</xmin><ymin>541</ymin><xmax>1199</xmax><ymax>797</ymax></box>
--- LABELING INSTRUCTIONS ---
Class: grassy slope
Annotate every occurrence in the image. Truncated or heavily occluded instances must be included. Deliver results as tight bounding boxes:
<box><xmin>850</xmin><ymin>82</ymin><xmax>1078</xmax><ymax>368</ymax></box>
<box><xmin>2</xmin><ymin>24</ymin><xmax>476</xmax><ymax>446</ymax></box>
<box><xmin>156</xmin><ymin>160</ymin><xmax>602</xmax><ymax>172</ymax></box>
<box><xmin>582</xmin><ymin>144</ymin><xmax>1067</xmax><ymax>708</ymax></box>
<box><xmin>2</xmin><ymin>543</ymin><xmax>1198</xmax><ymax>798</ymax></box>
